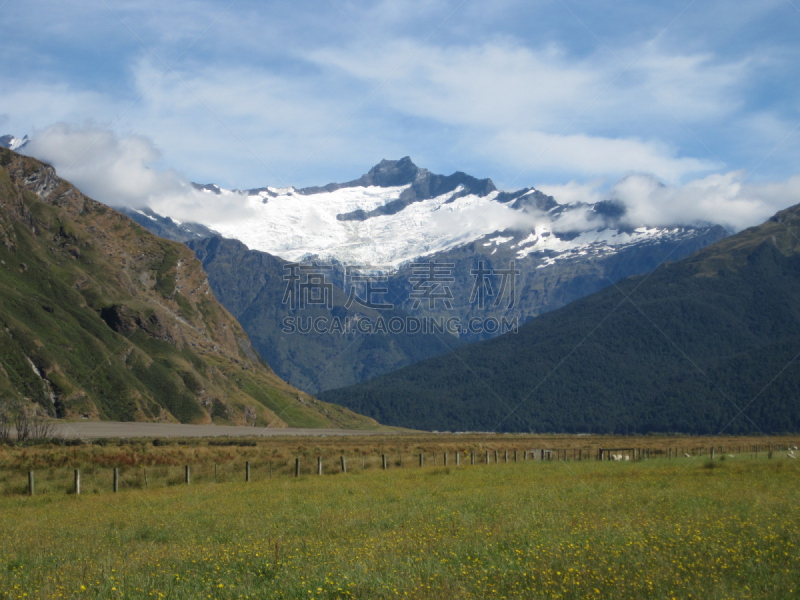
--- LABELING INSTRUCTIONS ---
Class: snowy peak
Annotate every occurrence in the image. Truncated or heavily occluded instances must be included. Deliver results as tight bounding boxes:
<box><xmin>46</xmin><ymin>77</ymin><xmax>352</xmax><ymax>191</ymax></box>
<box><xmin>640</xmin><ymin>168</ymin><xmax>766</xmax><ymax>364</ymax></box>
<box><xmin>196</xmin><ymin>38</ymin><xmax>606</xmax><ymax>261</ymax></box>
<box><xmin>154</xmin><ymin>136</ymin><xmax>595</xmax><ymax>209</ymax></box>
<box><xmin>321</xmin><ymin>157</ymin><xmax>498</xmax><ymax>221</ymax></box>
<box><xmin>0</xmin><ymin>135</ymin><xmax>29</xmax><ymax>151</ymax></box>
<box><xmin>182</xmin><ymin>159</ymin><xmax>718</xmax><ymax>272</ymax></box>
<box><xmin>10</xmin><ymin>144</ymin><xmax>714</xmax><ymax>273</ymax></box>
<box><xmin>288</xmin><ymin>157</ymin><xmax>496</xmax><ymax>222</ymax></box>
<box><xmin>295</xmin><ymin>156</ymin><xmax>423</xmax><ymax>195</ymax></box>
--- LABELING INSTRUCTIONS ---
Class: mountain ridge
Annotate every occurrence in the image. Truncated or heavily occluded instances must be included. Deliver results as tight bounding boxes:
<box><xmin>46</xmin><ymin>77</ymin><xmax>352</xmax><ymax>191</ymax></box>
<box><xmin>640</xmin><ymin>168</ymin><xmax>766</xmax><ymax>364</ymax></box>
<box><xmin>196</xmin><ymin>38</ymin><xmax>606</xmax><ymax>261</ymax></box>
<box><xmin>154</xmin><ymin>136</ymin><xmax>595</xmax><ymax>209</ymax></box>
<box><xmin>0</xmin><ymin>147</ymin><xmax>379</xmax><ymax>429</ymax></box>
<box><xmin>3</xmin><ymin>139</ymin><xmax>733</xmax><ymax>396</ymax></box>
<box><xmin>181</xmin><ymin>157</ymin><xmax>727</xmax><ymax>271</ymax></box>
<box><xmin>319</xmin><ymin>202</ymin><xmax>800</xmax><ymax>434</ymax></box>
<box><xmin>118</xmin><ymin>156</ymin><xmax>729</xmax><ymax>393</ymax></box>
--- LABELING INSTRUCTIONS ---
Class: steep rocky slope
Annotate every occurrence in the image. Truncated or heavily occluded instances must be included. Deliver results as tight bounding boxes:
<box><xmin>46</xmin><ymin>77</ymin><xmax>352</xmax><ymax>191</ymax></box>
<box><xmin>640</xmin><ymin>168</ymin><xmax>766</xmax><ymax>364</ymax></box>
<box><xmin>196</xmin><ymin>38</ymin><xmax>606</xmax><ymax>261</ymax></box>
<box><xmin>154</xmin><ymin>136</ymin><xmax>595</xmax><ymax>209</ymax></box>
<box><xmin>187</xmin><ymin>236</ymin><xmax>463</xmax><ymax>393</ymax></box>
<box><xmin>0</xmin><ymin>148</ymin><xmax>378</xmax><ymax>429</ymax></box>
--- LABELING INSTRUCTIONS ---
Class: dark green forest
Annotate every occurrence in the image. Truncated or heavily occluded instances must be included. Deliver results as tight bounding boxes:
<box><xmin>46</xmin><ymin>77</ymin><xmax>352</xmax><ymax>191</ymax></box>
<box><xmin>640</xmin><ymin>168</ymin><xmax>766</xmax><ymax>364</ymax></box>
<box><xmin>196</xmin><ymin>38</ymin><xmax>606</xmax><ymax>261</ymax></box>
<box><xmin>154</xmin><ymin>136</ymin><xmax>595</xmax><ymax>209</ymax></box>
<box><xmin>321</xmin><ymin>205</ymin><xmax>800</xmax><ymax>434</ymax></box>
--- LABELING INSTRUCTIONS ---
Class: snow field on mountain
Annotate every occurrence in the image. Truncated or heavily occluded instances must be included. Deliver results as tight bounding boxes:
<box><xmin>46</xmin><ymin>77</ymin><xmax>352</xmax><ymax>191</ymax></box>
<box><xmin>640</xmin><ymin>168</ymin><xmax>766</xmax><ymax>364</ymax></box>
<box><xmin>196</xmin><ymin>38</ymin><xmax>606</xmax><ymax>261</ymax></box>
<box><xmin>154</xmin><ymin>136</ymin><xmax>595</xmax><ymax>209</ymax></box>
<box><xmin>206</xmin><ymin>185</ymin><xmax>530</xmax><ymax>268</ymax></box>
<box><xmin>194</xmin><ymin>181</ymin><xmax>702</xmax><ymax>271</ymax></box>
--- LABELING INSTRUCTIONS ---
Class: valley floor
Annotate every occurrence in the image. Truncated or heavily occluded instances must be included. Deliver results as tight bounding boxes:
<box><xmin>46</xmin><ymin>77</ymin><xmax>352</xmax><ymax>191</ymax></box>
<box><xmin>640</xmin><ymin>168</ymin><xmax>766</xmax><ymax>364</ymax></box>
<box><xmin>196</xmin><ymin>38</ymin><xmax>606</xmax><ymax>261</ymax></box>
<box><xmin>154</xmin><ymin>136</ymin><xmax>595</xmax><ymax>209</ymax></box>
<box><xmin>1</xmin><ymin>437</ymin><xmax>799</xmax><ymax>599</ymax></box>
<box><xmin>48</xmin><ymin>422</ymin><xmax>395</xmax><ymax>439</ymax></box>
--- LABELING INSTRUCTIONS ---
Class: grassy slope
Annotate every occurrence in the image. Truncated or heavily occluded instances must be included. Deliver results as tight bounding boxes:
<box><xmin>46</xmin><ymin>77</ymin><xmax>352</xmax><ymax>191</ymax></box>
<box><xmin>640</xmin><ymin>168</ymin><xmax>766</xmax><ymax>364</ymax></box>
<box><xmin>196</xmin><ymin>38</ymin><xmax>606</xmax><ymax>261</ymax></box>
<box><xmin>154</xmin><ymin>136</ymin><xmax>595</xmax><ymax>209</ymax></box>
<box><xmin>321</xmin><ymin>204</ymin><xmax>800</xmax><ymax>434</ymax></box>
<box><xmin>0</xmin><ymin>456</ymin><xmax>798</xmax><ymax>599</ymax></box>
<box><xmin>0</xmin><ymin>149</ymin><xmax>378</xmax><ymax>430</ymax></box>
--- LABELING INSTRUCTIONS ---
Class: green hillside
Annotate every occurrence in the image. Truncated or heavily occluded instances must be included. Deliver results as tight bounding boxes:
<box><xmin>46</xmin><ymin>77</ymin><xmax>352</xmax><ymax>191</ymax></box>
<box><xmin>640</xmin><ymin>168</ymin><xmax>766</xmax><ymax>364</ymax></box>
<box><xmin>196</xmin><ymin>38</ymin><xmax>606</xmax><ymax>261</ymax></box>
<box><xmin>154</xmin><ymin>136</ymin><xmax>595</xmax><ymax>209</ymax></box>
<box><xmin>0</xmin><ymin>148</ymin><xmax>378</xmax><ymax>430</ymax></box>
<box><xmin>320</xmin><ymin>204</ymin><xmax>800</xmax><ymax>434</ymax></box>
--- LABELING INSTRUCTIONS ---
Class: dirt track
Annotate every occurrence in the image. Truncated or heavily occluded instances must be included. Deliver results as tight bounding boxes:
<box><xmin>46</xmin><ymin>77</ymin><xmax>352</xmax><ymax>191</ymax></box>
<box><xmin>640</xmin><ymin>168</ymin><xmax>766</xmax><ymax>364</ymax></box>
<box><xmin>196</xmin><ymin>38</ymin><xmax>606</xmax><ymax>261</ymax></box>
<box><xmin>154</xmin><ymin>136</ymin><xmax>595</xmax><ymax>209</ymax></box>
<box><xmin>51</xmin><ymin>422</ymin><xmax>390</xmax><ymax>439</ymax></box>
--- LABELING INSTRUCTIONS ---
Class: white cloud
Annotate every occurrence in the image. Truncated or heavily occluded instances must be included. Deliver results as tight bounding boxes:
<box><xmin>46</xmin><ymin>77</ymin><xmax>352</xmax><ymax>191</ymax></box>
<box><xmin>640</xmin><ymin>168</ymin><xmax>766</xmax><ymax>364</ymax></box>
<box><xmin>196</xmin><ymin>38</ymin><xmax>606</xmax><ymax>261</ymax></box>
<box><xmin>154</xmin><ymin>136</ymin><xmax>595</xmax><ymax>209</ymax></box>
<box><xmin>309</xmin><ymin>40</ymin><xmax>605</xmax><ymax>132</ymax></box>
<box><xmin>537</xmin><ymin>180</ymin><xmax>606</xmax><ymax>206</ymax></box>
<box><xmin>19</xmin><ymin>123</ymin><xmax>800</xmax><ymax>258</ymax></box>
<box><xmin>306</xmin><ymin>38</ymin><xmax>748</xmax><ymax>182</ymax></box>
<box><xmin>624</xmin><ymin>48</ymin><xmax>749</xmax><ymax>121</ymax></box>
<box><xmin>24</xmin><ymin>124</ymin><xmax>178</xmax><ymax>207</ymax></box>
<box><xmin>0</xmin><ymin>24</ymin><xmax>777</xmax><ymax>191</ymax></box>
<box><xmin>486</xmin><ymin>129</ymin><xmax>718</xmax><ymax>183</ymax></box>
<box><xmin>309</xmin><ymin>37</ymin><xmax>750</xmax><ymax>131</ymax></box>
<box><xmin>546</xmin><ymin>171</ymin><xmax>800</xmax><ymax>232</ymax></box>
<box><xmin>22</xmin><ymin>123</ymin><xmax>251</xmax><ymax>225</ymax></box>
<box><xmin>3</xmin><ymin>0</ymin><xmax>798</xmax><ymax>208</ymax></box>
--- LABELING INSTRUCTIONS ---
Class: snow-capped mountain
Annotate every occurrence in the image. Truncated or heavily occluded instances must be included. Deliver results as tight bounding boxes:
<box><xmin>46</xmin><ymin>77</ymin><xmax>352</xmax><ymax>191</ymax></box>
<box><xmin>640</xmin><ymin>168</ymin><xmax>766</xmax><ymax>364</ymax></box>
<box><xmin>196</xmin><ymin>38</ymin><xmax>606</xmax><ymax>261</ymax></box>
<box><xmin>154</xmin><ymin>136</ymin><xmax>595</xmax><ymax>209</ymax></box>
<box><xmin>1</xmin><ymin>141</ymin><xmax>729</xmax><ymax>393</ymax></box>
<box><xmin>0</xmin><ymin>135</ymin><xmax>28</xmax><ymax>151</ymax></box>
<box><xmin>184</xmin><ymin>157</ymin><xmax>724</xmax><ymax>272</ymax></box>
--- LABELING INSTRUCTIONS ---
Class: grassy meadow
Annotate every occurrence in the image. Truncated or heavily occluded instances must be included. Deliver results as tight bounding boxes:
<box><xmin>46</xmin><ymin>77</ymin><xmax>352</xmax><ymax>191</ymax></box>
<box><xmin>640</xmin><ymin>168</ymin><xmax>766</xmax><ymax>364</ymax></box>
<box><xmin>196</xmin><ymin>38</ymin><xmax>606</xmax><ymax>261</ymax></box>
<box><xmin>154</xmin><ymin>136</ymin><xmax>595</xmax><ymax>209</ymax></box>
<box><xmin>1</xmin><ymin>436</ymin><xmax>799</xmax><ymax>599</ymax></box>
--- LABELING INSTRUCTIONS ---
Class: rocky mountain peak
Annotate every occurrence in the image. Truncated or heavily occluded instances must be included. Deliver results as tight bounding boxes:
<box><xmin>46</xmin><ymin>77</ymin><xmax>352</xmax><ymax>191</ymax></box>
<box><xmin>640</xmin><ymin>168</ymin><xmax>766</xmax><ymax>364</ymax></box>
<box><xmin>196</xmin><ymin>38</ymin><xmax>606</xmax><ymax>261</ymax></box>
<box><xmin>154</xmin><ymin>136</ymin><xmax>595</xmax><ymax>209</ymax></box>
<box><xmin>364</xmin><ymin>156</ymin><xmax>426</xmax><ymax>187</ymax></box>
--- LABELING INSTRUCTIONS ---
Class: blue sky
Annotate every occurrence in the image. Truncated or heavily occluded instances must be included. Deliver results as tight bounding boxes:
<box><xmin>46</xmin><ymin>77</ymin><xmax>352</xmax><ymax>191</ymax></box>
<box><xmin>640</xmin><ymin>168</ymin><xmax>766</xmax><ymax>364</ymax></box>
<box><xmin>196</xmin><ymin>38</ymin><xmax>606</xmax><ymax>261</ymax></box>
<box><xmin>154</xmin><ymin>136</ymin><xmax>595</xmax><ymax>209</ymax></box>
<box><xmin>2</xmin><ymin>0</ymin><xmax>800</xmax><ymax>199</ymax></box>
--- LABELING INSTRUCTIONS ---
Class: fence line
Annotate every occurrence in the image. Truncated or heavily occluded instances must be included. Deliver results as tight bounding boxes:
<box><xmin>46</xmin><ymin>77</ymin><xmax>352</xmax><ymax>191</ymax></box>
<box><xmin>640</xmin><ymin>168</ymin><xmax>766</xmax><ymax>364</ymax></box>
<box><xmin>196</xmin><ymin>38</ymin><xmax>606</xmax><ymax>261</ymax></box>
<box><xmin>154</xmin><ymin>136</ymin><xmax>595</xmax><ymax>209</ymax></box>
<box><xmin>11</xmin><ymin>442</ymin><xmax>798</xmax><ymax>497</ymax></box>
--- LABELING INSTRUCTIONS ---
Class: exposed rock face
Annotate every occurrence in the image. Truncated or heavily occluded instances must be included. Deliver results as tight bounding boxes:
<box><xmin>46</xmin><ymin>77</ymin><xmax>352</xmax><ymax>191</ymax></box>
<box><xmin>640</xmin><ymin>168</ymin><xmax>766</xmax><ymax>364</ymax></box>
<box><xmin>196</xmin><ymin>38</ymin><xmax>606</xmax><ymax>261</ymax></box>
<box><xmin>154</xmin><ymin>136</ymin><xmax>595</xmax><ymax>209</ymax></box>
<box><xmin>187</xmin><ymin>236</ymin><xmax>462</xmax><ymax>394</ymax></box>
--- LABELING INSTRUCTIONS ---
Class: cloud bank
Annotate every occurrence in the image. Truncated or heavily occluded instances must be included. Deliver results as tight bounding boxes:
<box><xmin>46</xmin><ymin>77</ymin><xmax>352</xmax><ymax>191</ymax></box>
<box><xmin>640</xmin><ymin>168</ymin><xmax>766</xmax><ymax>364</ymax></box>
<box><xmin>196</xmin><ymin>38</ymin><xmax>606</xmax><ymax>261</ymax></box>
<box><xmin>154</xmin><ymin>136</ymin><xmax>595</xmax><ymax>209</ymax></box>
<box><xmin>541</xmin><ymin>172</ymin><xmax>800</xmax><ymax>232</ymax></box>
<box><xmin>23</xmin><ymin>124</ymin><xmax>250</xmax><ymax>225</ymax></box>
<box><xmin>3</xmin><ymin>0</ymin><xmax>798</xmax><ymax>190</ymax></box>
<box><xmin>20</xmin><ymin>125</ymin><xmax>800</xmax><ymax>237</ymax></box>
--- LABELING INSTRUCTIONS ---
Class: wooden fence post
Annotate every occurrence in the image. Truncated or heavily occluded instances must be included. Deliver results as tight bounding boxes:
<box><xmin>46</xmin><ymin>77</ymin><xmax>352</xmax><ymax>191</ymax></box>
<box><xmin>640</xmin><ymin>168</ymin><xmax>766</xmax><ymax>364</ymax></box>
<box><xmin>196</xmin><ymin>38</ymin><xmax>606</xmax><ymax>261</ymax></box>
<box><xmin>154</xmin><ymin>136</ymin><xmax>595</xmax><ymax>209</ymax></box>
<box><xmin>246</xmin><ymin>461</ymin><xmax>251</xmax><ymax>482</ymax></box>
<box><xmin>341</xmin><ymin>456</ymin><xmax>347</xmax><ymax>474</ymax></box>
<box><xmin>419</xmin><ymin>453</ymin><xmax>424</xmax><ymax>467</ymax></box>
<box><xmin>514</xmin><ymin>450</ymin><xmax>518</xmax><ymax>463</ymax></box>
<box><xmin>444</xmin><ymin>452</ymin><xmax>448</xmax><ymax>466</ymax></box>
<box><xmin>382</xmin><ymin>454</ymin><xmax>387</xmax><ymax>470</ymax></box>
<box><xmin>485</xmin><ymin>451</ymin><xmax>490</xmax><ymax>464</ymax></box>
<box><xmin>504</xmin><ymin>450</ymin><xmax>508</xmax><ymax>463</ymax></box>
<box><xmin>295</xmin><ymin>458</ymin><xmax>300</xmax><ymax>477</ymax></box>
<box><xmin>75</xmin><ymin>469</ymin><xmax>81</xmax><ymax>495</ymax></box>
<box><xmin>113</xmin><ymin>468</ymin><xmax>118</xmax><ymax>493</ymax></box>
<box><xmin>710</xmin><ymin>447</ymin><xmax>715</xmax><ymax>461</ymax></box>
<box><xmin>318</xmin><ymin>456</ymin><xmax>323</xmax><ymax>475</ymax></box>
<box><xmin>28</xmin><ymin>471</ymin><xmax>34</xmax><ymax>496</ymax></box>
<box><xmin>456</xmin><ymin>452</ymin><xmax>460</xmax><ymax>466</ymax></box>
<box><xmin>144</xmin><ymin>467</ymin><xmax>148</xmax><ymax>488</ymax></box>
<box><xmin>185</xmin><ymin>465</ymin><xmax>190</xmax><ymax>484</ymax></box>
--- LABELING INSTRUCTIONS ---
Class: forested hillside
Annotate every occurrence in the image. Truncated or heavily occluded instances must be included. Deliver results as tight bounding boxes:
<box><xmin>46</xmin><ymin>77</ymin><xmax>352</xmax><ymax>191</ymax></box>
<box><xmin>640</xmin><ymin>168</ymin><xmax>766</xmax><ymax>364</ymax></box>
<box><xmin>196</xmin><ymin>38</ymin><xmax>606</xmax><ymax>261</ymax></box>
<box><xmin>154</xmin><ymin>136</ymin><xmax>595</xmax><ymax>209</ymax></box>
<box><xmin>321</xmin><ymin>205</ymin><xmax>800</xmax><ymax>434</ymax></box>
